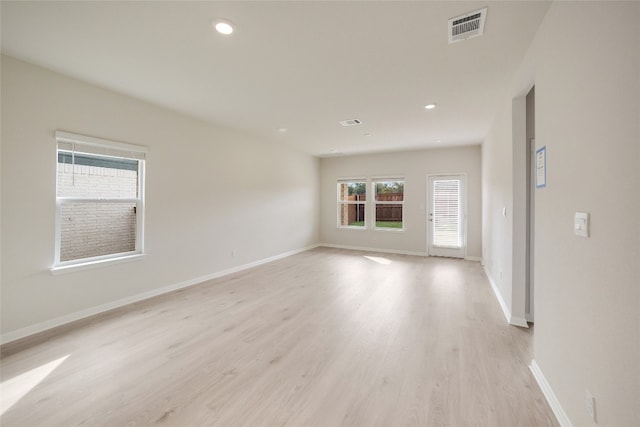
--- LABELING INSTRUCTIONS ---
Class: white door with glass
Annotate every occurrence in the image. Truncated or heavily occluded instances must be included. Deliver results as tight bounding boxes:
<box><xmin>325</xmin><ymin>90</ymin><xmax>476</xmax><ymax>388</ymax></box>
<box><xmin>428</xmin><ymin>175</ymin><xmax>466</xmax><ymax>258</ymax></box>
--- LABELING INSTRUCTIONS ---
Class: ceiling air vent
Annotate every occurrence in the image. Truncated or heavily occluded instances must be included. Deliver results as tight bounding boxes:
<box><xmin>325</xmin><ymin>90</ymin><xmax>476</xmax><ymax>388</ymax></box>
<box><xmin>339</xmin><ymin>119</ymin><xmax>362</xmax><ymax>127</ymax></box>
<box><xmin>448</xmin><ymin>7</ymin><xmax>487</xmax><ymax>44</ymax></box>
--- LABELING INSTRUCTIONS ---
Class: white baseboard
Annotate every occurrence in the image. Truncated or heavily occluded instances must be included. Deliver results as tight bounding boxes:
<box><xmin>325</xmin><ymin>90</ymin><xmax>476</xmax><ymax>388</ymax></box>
<box><xmin>484</xmin><ymin>265</ymin><xmax>512</xmax><ymax>323</ymax></box>
<box><xmin>482</xmin><ymin>266</ymin><xmax>528</xmax><ymax>328</ymax></box>
<box><xmin>320</xmin><ymin>244</ymin><xmax>482</xmax><ymax>262</ymax></box>
<box><xmin>319</xmin><ymin>243</ymin><xmax>427</xmax><ymax>257</ymax></box>
<box><xmin>510</xmin><ymin>315</ymin><xmax>529</xmax><ymax>328</ymax></box>
<box><xmin>530</xmin><ymin>360</ymin><xmax>572</xmax><ymax>427</ymax></box>
<box><xmin>0</xmin><ymin>244</ymin><xmax>319</xmax><ymax>345</ymax></box>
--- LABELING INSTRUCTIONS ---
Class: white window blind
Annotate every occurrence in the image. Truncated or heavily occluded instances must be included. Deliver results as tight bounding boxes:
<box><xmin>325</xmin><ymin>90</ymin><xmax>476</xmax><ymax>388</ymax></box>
<box><xmin>432</xmin><ymin>179</ymin><xmax>461</xmax><ymax>248</ymax></box>
<box><xmin>56</xmin><ymin>131</ymin><xmax>147</xmax><ymax>160</ymax></box>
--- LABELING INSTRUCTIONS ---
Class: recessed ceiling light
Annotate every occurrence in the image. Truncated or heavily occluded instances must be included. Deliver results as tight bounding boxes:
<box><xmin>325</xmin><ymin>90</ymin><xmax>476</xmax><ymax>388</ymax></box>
<box><xmin>214</xmin><ymin>19</ymin><xmax>234</xmax><ymax>35</ymax></box>
<box><xmin>424</xmin><ymin>104</ymin><xmax>437</xmax><ymax>110</ymax></box>
<box><xmin>277</xmin><ymin>128</ymin><xmax>288</xmax><ymax>133</ymax></box>
<box><xmin>364</xmin><ymin>133</ymin><xmax>372</xmax><ymax>137</ymax></box>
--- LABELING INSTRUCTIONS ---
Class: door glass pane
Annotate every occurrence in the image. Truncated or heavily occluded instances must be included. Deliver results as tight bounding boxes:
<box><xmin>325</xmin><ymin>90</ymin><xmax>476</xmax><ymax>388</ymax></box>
<box><xmin>432</xmin><ymin>179</ymin><xmax>461</xmax><ymax>248</ymax></box>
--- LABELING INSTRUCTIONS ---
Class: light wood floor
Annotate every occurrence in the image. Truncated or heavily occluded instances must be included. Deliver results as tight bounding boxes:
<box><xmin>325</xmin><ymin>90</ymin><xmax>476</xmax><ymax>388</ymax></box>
<box><xmin>1</xmin><ymin>248</ymin><xmax>558</xmax><ymax>426</ymax></box>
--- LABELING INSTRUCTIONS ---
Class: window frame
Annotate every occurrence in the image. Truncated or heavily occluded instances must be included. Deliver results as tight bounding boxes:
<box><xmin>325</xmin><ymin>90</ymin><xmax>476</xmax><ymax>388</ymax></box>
<box><xmin>372</xmin><ymin>178</ymin><xmax>405</xmax><ymax>232</ymax></box>
<box><xmin>52</xmin><ymin>131</ymin><xmax>147</xmax><ymax>272</ymax></box>
<box><xmin>336</xmin><ymin>179</ymin><xmax>368</xmax><ymax>229</ymax></box>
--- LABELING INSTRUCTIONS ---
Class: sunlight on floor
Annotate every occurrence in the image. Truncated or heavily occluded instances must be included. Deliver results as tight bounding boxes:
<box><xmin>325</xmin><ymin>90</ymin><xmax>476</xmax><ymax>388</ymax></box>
<box><xmin>0</xmin><ymin>354</ymin><xmax>70</xmax><ymax>416</ymax></box>
<box><xmin>364</xmin><ymin>255</ymin><xmax>392</xmax><ymax>265</ymax></box>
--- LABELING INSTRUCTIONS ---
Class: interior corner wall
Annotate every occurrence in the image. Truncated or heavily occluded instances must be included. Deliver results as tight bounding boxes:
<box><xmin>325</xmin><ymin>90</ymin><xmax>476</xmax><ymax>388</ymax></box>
<box><xmin>0</xmin><ymin>55</ymin><xmax>320</xmax><ymax>340</ymax></box>
<box><xmin>483</xmin><ymin>2</ymin><xmax>640</xmax><ymax>426</ymax></box>
<box><xmin>319</xmin><ymin>146</ymin><xmax>482</xmax><ymax>258</ymax></box>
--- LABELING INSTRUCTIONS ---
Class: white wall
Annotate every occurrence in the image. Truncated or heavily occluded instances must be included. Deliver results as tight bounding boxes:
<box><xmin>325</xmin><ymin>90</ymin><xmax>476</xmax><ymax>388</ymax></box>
<box><xmin>0</xmin><ymin>56</ymin><xmax>320</xmax><ymax>341</ymax></box>
<box><xmin>320</xmin><ymin>146</ymin><xmax>481</xmax><ymax>258</ymax></box>
<box><xmin>482</xmin><ymin>101</ymin><xmax>515</xmax><ymax>319</ymax></box>
<box><xmin>483</xmin><ymin>3</ymin><xmax>640</xmax><ymax>426</ymax></box>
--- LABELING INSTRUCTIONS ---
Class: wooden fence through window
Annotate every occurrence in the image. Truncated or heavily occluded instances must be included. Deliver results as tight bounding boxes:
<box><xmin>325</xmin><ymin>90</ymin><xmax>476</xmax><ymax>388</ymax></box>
<box><xmin>346</xmin><ymin>193</ymin><xmax>403</xmax><ymax>223</ymax></box>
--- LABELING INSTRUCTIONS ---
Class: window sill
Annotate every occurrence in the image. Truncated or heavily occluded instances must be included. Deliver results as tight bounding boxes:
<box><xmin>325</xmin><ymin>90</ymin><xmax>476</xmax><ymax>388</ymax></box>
<box><xmin>50</xmin><ymin>253</ymin><xmax>145</xmax><ymax>275</ymax></box>
<box><xmin>374</xmin><ymin>228</ymin><xmax>405</xmax><ymax>232</ymax></box>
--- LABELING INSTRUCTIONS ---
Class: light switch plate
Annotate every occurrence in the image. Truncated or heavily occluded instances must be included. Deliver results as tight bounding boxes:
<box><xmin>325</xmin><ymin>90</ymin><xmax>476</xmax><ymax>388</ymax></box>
<box><xmin>575</xmin><ymin>212</ymin><xmax>589</xmax><ymax>237</ymax></box>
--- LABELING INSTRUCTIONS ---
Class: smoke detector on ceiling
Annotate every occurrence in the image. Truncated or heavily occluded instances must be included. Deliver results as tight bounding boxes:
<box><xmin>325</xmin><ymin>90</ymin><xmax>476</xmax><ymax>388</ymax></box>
<box><xmin>448</xmin><ymin>8</ymin><xmax>487</xmax><ymax>44</ymax></box>
<box><xmin>339</xmin><ymin>119</ymin><xmax>362</xmax><ymax>127</ymax></box>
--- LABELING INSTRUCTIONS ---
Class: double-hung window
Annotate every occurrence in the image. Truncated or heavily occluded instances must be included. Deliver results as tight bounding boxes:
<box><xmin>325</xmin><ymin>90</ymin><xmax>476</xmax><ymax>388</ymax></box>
<box><xmin>373</xmin><ymin>179</ymin><xmax>404</xmax><ymax>230</ymax></box>
<box><xmin>54</xmin><ymin>131</ymin><xmax>147</xmax><ymax>269</ymax></box>
<box><xmin>337</xmin><ymin>180</ymin><xmax>367</xmax><ymax>228</ymax></box>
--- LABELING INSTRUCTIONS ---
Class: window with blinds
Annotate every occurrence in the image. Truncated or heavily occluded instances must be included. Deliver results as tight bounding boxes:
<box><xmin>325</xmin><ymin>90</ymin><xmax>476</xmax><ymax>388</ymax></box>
<box><xmin>432</xmin><ymin>179</ymin><xmax>461</xmax><ymax>248</ymax></box>
<box><xmin>54</xmin><ymin>131</ymin><xmax>147</xmax><ymax>267</ymax></box>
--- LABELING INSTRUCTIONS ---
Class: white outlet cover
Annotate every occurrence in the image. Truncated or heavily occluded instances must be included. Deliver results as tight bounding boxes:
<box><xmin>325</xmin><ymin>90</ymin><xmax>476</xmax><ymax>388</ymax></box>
<box><xmin>575</xmin><ymin>212</ymin><xmax>589</xmax><ymax>237</ymax></box>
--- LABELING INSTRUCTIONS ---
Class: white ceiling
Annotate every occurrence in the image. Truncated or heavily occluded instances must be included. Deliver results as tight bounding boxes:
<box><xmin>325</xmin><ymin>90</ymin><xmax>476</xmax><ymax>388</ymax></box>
<box><xmin>1</xmin><ymin>1</ymin><xmax>550</xmax><ymax>157</ymax></box>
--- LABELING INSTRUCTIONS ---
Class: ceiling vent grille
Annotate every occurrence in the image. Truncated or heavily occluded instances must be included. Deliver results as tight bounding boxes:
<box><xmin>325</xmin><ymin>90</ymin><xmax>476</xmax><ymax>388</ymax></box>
<box><xmin>339</xmin><ymin>119</ymin><xmax>362</xmax><ymax>127</ymax></box>
<box><xmin>448</xmin><ymin>8</ymin><xmax>487</xmax><ymax>44</ymax></box>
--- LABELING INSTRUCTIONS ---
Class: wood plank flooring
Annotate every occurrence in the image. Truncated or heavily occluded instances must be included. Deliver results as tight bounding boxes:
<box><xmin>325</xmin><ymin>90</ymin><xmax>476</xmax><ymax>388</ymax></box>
<box><xmin>0</xmin><ymin>248</ymin><xmax>558</xmax><ymax>426</ymax></box>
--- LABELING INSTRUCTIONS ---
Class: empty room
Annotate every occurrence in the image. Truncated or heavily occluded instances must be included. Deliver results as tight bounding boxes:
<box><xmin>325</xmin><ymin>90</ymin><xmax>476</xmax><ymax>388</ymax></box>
<box><xmin>1</xmin><ymin>1</ymin><xmax>638</xmax><ymax>426</ymax></box>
